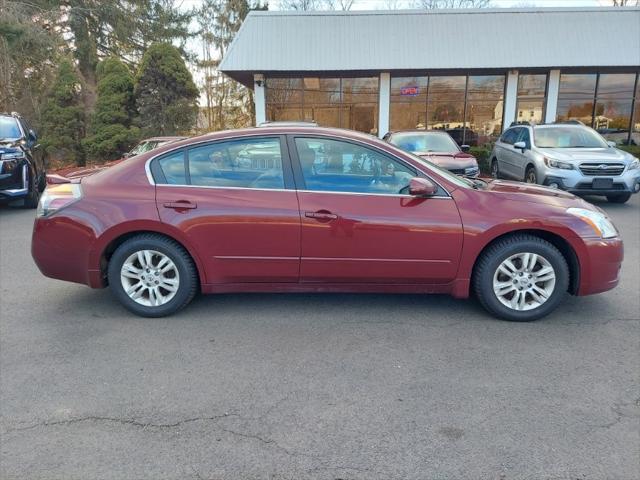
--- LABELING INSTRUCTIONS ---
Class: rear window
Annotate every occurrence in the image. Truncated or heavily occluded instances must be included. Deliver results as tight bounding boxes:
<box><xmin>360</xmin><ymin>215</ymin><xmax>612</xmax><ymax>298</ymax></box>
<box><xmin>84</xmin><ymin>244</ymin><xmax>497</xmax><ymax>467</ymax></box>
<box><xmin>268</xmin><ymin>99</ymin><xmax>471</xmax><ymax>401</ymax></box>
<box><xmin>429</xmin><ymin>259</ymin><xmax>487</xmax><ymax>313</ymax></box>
<box><xmin>153</xmin><ymin>137</ymin><xmax>284</xmax><ymax>190</ymax></box>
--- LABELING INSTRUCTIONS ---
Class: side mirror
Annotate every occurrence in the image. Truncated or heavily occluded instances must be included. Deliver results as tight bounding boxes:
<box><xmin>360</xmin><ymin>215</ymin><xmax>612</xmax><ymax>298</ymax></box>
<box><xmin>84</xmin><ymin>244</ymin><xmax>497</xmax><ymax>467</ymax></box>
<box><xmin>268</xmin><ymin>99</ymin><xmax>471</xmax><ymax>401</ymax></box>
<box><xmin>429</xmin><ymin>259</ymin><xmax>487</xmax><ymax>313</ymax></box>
<box><xmin>460</xmin><ymin>144</ymin><xmax>470</xmax><ymax>152</ymax></box>
<box><xmin>513</xmin><ymin>141</ymin><xmax>527</xmax><ymax>150</ymax></box>
<box><xmin>28</xmin><ymin>129</ymin><xmax>37</xmax><ymax>143</ymax></box>
<box><xmin>607</xmin><ymin>140</ymin><xmax>617</xmax><ymax>147</ymax></box>
<box><xmin>409</xmin><ymin>177</ymin><xmax>437</xmax><ymax>197</ymax></box>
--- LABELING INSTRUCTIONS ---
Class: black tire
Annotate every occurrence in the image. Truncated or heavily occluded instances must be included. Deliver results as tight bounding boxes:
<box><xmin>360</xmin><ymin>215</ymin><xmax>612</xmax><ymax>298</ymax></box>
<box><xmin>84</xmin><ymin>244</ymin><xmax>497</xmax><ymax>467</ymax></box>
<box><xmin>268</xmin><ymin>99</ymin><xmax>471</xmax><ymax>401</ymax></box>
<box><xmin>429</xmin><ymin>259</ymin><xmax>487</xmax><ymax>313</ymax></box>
<box><xmin>606</xmin><ymin>193</ymin><xmax>631</xmax><ymax>204</ymax></box>
<box><xmin>22</xmin><ymin>170</ymin><xmax>41</xmax><ymax>209</ymax></box>
<box><xmin>524</xmin><ymin>166</ymin><xmax>537</xmax><ymax>184</ymax></box>
<box><xmin>473</xmin><ymin>234</ymin><xmax>569</xmax><ymax>322</ymax></box>
<box><xmin>107</xmin><ymin>234</ymin><xmax>198</xmax><ymax>317</ymax></box>
<box><xmin>491</xmin><ymin>158</ymin><xmax>499</xmax><ymax>179</ymax></box>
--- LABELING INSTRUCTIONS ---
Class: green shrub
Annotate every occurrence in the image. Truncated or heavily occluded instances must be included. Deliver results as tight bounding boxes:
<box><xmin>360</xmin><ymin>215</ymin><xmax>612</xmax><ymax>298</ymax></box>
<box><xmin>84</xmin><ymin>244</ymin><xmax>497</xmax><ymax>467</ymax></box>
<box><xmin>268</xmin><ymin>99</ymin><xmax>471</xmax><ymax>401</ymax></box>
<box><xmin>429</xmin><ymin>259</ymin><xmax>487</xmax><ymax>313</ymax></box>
<box><xmin>469</xmin><ymin>146</ymin><xmax>492</xmax><ymax>175</ymax></box>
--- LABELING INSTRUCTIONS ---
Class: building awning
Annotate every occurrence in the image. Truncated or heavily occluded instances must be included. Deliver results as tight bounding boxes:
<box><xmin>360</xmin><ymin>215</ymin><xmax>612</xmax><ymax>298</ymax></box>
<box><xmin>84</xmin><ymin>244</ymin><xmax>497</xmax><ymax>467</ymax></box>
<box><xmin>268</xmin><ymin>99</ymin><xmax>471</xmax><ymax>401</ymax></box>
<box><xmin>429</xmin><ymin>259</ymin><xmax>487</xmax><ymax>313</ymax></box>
<box><xmin>219</xmin><ymin>7</ymin><xmax>640</xmax><ymax>87</ymax></box>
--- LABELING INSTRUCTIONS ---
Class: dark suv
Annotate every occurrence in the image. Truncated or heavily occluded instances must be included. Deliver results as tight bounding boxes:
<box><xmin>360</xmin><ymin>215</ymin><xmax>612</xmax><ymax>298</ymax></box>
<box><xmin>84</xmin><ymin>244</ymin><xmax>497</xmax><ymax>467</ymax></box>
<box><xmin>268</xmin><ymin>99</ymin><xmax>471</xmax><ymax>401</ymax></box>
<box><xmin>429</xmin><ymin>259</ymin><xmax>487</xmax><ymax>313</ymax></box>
<box><xmin>0</xmin><ymin>112</ymin><xmax>46</xmax><ymax>208</ymax></box>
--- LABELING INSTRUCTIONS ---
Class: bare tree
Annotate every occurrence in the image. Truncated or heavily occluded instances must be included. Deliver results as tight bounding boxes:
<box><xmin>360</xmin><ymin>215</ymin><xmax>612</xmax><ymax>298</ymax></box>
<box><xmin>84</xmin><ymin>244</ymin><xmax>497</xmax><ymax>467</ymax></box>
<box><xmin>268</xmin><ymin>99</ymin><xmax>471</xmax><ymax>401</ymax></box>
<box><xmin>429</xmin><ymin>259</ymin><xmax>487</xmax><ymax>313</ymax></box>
<box><xmin>612</xmin><ymin>0</ymin><xmax>639</xmax><ymax>6</ymax></box>
<box><xmin>413</xmin><ymin>0</ymin><xmax>491</xmax><ymax>8</ymax></box>
<box><xmin>278</xmin><ymin>0</ymin><xmax>326</xmax><ymax>10</ymax></box>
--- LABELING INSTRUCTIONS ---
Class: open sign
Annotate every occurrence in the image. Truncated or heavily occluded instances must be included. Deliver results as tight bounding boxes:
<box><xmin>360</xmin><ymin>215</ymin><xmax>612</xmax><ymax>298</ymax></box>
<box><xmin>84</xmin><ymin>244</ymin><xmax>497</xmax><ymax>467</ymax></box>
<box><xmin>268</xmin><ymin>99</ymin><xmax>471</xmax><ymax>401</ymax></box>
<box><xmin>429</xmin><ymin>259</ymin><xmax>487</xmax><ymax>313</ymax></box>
<box><xmin>400</xmin><ymin>86</ymin><xmax>419</xmax><ymax>96</ymax></box>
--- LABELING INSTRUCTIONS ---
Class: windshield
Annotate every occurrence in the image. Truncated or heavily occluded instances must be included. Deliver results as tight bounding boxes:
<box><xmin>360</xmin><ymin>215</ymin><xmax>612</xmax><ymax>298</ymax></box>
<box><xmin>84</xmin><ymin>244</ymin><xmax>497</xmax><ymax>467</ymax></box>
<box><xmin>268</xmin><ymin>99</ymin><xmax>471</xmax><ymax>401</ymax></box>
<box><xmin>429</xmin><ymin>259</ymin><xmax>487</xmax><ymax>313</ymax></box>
<box><xmin>534</xmin><ymin>126</ymin><xmax>609</xmax><ymax>148</ymax></box>
<box><xmin>0</xmin><ymin>117</ymin><xmax>21</xmax><ymax>141</ymax></box>
<box><xmin>390</xmin><ymin>132</ymin><xmax>460</xmax><ymax>153</ymax></box>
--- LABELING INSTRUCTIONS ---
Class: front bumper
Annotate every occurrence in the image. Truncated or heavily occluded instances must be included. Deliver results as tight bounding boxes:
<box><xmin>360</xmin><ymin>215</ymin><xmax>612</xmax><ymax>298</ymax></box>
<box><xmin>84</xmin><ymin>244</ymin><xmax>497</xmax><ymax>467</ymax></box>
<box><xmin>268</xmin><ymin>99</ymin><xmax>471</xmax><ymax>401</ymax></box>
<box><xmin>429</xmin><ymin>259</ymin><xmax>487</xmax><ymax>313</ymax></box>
<box><xmin>0</xmin><ymin>162</ymin><xmax>29</xmax><ymax>199</ymax></box>
<box><xmin>576</xmin><ymin>236</ymin><xmax>624</xmax><ymax>296</ymax></box>
<box><xmin>541</xmin><ymin>167</ymin><xmax>640</xmax><ymax>196</ymax></box>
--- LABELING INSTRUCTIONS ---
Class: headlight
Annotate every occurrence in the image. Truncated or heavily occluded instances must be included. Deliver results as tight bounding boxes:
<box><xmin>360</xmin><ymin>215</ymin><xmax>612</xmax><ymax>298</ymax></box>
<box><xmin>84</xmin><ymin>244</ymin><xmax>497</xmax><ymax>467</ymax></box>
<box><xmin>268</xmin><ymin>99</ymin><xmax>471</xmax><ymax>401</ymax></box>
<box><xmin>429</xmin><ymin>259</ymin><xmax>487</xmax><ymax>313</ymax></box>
<box><xmin>544</xmin><ymin>157</ymin><xmax>573</xmax><ymax>170</ymax></box>
<box><xmin>566</xmin><ymin>207</ymin><xmax>618</xmax><ymax>239</ymax></box>
<box><xmin>628</xmin><ymin>158</ymin><xmax>639</xmax><ymax>171</ymax></box>
<box><xmin>1</xmin><ymin>151</ymin><xmax>26</xmax><ymax>160</ymax></box>
<box><xmin>36</xmin><ymin>183</ymin><xmax>83</xmax><ymax>217</ymax></box>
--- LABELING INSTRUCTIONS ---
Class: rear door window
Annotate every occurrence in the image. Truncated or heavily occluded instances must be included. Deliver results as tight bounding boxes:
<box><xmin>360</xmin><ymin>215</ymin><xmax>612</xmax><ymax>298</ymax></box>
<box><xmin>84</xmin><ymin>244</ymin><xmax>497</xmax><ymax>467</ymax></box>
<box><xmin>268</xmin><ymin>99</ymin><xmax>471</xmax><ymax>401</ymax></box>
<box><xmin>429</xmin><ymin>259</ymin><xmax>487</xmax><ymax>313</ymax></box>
<box><xmin>188</xmin><ymin>137</ymin><xmax>284</xmax><ymax>189</ymax></box>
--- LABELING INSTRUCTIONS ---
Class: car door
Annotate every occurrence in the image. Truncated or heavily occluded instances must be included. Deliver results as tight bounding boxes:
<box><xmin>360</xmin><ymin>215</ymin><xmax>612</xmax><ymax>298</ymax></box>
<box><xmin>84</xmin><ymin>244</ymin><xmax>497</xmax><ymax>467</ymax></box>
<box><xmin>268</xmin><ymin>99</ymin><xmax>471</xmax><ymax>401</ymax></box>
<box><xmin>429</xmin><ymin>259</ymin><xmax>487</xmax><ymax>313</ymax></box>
<box><xmin>153</xmin><ymin>135</ymin><xmax>301</xmax><ymax>284</ymax></box>
<box><xmin>496</xmin><ymin>128</ymin><xmax>521</xmax><ymax>179</ymax></box>
<box><xmin>290</xmin><ymin>135</ymin><xmax>464</xmax><ymax>284</ymax></box>
<box><xmin>20</xmin><ymin>118</ymin><xmax>45</xmax><ymax>180</ymax></box>
<box><xmin>512</xmin><ymin>127</ymin><xmax>533</xmax><ymax>180</ymax></box>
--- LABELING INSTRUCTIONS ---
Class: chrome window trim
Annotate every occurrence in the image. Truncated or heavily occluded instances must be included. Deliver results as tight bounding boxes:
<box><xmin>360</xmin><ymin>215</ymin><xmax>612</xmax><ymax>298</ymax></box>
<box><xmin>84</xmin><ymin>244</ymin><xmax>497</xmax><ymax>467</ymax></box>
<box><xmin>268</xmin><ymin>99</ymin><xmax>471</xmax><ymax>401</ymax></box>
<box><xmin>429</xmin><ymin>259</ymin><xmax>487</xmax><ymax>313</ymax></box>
<box><xmin>153</xmin><ymin>182</ymin><xmax>452</xmax><ymax>199</ymax></box>
<box><xmin>144</xmin><ymin>130</ymin><xmax>454</xmax><ymax>197</ymax></box>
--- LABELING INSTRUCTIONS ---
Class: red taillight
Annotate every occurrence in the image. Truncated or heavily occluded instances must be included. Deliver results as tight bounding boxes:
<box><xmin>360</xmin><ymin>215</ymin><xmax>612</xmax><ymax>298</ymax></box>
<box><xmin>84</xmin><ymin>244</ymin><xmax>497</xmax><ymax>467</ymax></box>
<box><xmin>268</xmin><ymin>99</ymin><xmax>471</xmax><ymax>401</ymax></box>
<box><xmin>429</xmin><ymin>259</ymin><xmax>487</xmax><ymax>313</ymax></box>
<box><xmin>36</xmin><ymin>183</ymin><xmax>82</xmax><ymax>217</ymax></box>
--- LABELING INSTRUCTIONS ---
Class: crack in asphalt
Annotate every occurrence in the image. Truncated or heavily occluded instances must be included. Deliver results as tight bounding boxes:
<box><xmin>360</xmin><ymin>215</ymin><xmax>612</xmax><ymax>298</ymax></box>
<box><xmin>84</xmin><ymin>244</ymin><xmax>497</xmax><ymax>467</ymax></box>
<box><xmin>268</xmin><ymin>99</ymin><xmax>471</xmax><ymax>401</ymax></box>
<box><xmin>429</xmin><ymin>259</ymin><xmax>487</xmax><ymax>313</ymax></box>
<box><xmin>587</xmin><ymin>398</ymin><xmax>640</xmax><ymax>431</ymax></box>
<box><xmin>4</xmin><ymin>413</ymin><xmax>238</xmax><ymax>433</ymax></box>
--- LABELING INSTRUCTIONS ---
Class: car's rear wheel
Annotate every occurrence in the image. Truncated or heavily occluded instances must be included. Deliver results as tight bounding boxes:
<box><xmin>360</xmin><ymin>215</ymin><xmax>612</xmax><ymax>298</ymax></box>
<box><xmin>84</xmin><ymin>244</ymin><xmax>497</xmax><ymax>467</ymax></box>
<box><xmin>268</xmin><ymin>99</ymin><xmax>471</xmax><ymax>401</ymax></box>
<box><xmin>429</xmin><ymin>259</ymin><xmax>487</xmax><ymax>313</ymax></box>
<box><xmin>491</xmin><ymin>159</ymin><xmax>499</xmax><ymax>179</ymax></box>
<box><xmin>473</xmin><ymin>234</ymin><xmax>569</xmax><ymax>321</ymax></box>
<box><xmin>525</xmin><ymin>166</ymin><xmax>537</xmax><ymax>184</ymax></box>
<box><xmin>606</xmin><ymin>193</ymin><xmax>631</xmax><ymax>204</ymax></box>
<box><xmin>107</xmin><ymin>234</ymin><xmax>198</xmax><ymax>317</ymax></box>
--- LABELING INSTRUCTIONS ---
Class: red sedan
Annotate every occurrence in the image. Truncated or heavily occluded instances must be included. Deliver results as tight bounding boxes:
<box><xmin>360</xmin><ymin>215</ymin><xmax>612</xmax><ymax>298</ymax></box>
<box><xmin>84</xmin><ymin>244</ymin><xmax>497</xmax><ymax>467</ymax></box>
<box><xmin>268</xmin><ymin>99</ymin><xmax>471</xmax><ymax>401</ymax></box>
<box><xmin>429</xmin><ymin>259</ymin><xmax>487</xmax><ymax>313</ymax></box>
<box><xmin>31</xmin><ymin>126</ymin><xmax>623</xmax><ymax>321</ymax></box>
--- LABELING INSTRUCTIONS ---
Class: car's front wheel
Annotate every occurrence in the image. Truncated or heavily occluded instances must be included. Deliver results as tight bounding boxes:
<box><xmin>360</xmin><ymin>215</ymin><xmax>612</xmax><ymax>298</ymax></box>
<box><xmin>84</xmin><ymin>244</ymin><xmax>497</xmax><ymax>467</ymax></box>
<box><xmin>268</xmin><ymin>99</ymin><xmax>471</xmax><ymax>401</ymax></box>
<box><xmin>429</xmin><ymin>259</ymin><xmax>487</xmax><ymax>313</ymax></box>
<box><xmin>606</xmin><ymin>193</ymin><xmax>631</xmax><ymax>204</ymax></box>
<box><xmin>473</xmin><ymin>234</ymin><xmax>569</xmax><ymax>321</ymax></box>
<box><xmin>524</xmin><ymin>166</ymin><xmax>537</xmax><ymax>184</ymax></box>
<box><xmin>107</xmin><ymin>234</ymin><xmax>198</xmax><ymax>317</ymax></box>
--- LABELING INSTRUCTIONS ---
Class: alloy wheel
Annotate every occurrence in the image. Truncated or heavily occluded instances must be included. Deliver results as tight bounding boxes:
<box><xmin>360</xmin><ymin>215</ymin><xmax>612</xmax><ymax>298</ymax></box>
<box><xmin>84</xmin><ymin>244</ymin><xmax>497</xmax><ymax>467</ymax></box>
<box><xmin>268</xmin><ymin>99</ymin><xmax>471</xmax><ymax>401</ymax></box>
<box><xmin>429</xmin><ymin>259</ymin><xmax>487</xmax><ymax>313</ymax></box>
<box><xmin>120</xmin><ymin>250</ymin><xmax>180</xmax><ymax>307</ymax></box>
<box><xmin>492</xmin><ymin>252</ymin><xmax>556</xmax><ymax>311</ymax></box>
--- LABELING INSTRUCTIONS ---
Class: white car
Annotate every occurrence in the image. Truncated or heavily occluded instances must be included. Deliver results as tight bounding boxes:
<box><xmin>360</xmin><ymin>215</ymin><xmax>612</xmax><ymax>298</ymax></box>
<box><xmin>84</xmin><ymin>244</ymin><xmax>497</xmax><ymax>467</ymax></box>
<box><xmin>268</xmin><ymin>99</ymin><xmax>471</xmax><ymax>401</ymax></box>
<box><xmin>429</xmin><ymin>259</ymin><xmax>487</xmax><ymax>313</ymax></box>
<box><xmin>490</xmin><ymin>123</ymin><xmax>640</xmax><ymax>203</ymax></box>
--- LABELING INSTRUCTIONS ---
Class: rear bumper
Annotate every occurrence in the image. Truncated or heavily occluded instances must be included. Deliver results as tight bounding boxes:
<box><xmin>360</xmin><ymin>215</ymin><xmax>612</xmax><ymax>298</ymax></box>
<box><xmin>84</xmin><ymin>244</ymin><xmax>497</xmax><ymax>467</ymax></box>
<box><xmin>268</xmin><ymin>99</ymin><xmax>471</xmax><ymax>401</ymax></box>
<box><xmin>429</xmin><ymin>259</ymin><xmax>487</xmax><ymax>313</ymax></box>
<box><xmin>576</xmin><ymin>237</ymin><xmax>624</xmax><ymax>296</ymax></box>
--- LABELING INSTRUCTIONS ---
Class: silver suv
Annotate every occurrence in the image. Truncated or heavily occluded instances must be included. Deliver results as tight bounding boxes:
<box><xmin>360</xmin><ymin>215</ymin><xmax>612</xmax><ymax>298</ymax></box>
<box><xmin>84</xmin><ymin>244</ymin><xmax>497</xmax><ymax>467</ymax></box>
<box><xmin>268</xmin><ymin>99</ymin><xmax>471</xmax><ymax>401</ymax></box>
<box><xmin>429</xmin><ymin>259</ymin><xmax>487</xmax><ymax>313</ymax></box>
<box><xmin>490</xmin><ymin>123</ymin><xmax>640</xmax><ymax>203</ymax></box>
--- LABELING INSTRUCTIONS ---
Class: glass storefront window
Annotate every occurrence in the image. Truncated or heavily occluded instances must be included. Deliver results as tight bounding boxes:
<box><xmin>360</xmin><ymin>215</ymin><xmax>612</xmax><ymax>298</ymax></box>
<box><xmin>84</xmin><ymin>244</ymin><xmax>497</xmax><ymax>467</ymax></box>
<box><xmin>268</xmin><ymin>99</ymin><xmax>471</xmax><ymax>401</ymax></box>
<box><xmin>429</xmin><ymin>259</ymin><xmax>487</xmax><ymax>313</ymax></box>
<box><xmin>516</xmin><ymin>74</ymin><xmax>546</xmax><ymax>125</ymax></box>
<box><xmin>427</xmin><ymin>76</ymin><xmax>466</xmax><ymax>141</ymax></box>
<box><xmin>265</xmin><ymin>78</ymin><xmax>303</xmax><ymax>122</ymax></box>
<box><xmin>594</xmin><ymin>73</ymin><xmax>636</xmax><ymax>143</ymax></box>
<box><xmin>466</xmin><ymin>75</ymin><xmax>505</xmax><ymax>144</ymax></box>
<box><xmin>556</xmin><ymin>74</ymin><xmax>597</xmax><ymax>125</ymax></box>
<box><xmin>265</xmin><ymin>77</ymin><xmax>378</xmax><ymax>134</ymax></box>
<box><xmin>390</xmin><ymin>74</ymin><xmax>504</xmax><ymax>146</ymax></box>
<box><xmin>389</xmin><ymin>76</ymin><xmax>428</xmax><ymax>131</ymax></box>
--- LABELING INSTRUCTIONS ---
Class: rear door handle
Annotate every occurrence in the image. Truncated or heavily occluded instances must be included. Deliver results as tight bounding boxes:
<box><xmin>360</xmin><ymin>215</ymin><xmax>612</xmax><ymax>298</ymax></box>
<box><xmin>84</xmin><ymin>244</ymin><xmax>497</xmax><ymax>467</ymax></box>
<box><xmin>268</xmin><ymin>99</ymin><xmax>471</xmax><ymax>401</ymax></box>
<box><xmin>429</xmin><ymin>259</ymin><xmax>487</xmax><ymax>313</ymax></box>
<box><xmin>163</xmin><ymin>201</ymin><xmax>197</xmax><ymax>210</ymax></box>
<box><xmin>305</xmin><ymin>210</ymin><xmax>338</xmax><ymax>221</ymax></box>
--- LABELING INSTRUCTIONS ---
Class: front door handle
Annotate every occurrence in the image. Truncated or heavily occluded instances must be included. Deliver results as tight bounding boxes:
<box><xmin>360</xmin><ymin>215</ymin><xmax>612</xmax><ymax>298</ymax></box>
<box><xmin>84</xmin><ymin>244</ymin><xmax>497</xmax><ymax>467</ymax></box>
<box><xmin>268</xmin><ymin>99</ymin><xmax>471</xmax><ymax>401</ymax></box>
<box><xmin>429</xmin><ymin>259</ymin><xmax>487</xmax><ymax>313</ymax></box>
<box><xmin>163</xmin><ymin>200</ymin><xmax>197</xmax><ymax>210</ymax></box>
<box><xmin>305</xmin><ymin>210</ymin><xmax>338</xmax><ymax>221</ymax></box>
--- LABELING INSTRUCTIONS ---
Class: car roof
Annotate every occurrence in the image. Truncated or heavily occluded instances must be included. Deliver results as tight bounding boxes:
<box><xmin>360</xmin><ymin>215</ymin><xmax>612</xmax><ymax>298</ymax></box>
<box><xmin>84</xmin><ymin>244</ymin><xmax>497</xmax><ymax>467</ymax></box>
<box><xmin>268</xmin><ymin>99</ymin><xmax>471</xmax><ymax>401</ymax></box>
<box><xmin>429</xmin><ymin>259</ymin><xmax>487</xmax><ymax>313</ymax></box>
<box><xmin>388</xmin><ymin>130</ymin><xmax>450</xmax><ymax>135</ymax></box>
<box><xmin>143</xmin><ymin>136</ymin><xmax>187</xmax><ymax>142</ymax></box>
<box><xmin>174</xmin><ymin>125</ymin><xmax>380</xmax><ymax>144</ymax></box>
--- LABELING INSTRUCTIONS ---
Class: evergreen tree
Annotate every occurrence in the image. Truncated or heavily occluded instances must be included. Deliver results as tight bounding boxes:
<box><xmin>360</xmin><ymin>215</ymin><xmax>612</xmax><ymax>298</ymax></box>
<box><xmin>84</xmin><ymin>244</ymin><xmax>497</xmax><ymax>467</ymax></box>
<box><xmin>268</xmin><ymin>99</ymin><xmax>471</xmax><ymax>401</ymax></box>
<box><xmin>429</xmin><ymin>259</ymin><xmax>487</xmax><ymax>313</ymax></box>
<box><xmin>83</xmin><ymin>58</ymin><xmax>140</xmax><ymax>161</ymax></box>
<box><xmin>40</xmin><ymin>59</ymin><xmax>86</xmax><ymax>166</ymax></box>
<box><xmin>134</xmin><ymin>43</ymin><xmax>199</xmax><ymax>136</ymax></box>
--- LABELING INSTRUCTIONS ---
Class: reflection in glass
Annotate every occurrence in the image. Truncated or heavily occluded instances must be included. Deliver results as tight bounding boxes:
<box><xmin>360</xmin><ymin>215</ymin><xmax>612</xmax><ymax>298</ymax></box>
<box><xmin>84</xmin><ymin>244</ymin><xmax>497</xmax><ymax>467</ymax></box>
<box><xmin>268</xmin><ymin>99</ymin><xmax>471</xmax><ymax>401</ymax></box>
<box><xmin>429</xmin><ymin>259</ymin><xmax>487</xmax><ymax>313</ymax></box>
<box><xmin>516</xmin><ymin>74</ymin><xmax>546</xmax><ymax>125</ymax></box>
<box><xmin>265</xmin><ymin>77</ymin><xmax>378</xmax><ymax>134</ymax></box>
<box><xmin>556</xmin><ymin>74</ymin><xmax>597</xmax><ymax>124</ymax></box>
<box><xmin>389</xmin><ymin>76</ymin><xmax>428</xmax><ymax>130</ymax></box>
<box><xmin>466</xmin><ymin>75</ymin><xmax>505</xmax><ymax>144</ymax></box>
<box><xmin>594</xmin><ymin>73</ymin><xmax>636</xmax><ymax>143</ymax></box>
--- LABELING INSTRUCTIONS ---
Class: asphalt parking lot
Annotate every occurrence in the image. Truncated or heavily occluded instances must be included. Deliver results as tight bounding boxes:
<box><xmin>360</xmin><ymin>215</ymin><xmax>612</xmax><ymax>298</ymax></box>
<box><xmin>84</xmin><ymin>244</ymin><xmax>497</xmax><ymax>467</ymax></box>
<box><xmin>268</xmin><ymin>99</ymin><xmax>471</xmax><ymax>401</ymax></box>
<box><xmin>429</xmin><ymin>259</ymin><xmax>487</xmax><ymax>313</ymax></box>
<box><xmin>1</xmin><ymin>195</ymin><xmax>639</xmax><ymax>480</ymax></box>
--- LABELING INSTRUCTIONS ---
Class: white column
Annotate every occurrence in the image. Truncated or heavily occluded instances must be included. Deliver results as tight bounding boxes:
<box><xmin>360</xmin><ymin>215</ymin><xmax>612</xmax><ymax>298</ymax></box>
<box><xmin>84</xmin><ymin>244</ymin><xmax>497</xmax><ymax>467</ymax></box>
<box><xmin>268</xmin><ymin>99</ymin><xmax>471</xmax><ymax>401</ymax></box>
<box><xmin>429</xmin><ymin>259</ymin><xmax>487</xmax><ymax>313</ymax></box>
<box><xmin>253</xmin><ymin>74</ymin><xmax>266</xmax><ymax>126</ymax></box>
<box><xmin>378</xmin><ymin>72</ymin><xmax>390</xmax><ymax>138</ymax></box>
<box><xmin>502</xmin><ymin>70</ymin><xmax>519</xmax><ymax>131</ymax></box>
<box><xmin>545</xmin><ymin>69</ymin><xmax>561</xmax><ymax>124</ymax></box>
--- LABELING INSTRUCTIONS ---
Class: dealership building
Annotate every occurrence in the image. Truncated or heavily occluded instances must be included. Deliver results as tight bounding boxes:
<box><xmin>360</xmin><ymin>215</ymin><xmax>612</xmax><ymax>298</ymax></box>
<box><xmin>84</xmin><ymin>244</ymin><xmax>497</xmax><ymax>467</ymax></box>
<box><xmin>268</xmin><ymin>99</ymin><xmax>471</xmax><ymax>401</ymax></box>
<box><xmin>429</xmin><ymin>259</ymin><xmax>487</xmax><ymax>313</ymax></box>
<box><xmin>219</xmin><ymin>7</ymin><xmax>640</xmax><ymax>146</ymax></box>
